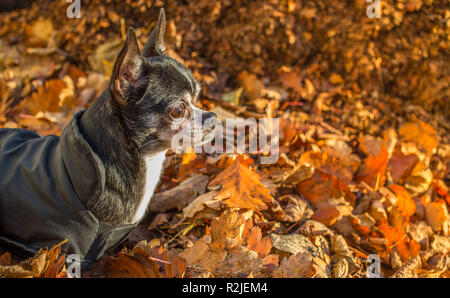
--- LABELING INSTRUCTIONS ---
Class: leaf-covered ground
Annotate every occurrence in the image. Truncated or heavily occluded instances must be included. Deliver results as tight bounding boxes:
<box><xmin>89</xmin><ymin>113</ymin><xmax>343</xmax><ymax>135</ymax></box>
<box><xmin>0</xmin><ymin>0</ymin><xmax>449</xmax><ymax>278</ymax></box>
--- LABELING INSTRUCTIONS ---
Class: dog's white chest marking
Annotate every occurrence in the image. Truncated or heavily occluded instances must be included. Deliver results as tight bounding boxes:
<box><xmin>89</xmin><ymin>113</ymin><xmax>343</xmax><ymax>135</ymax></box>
<box><xmin>132</xmin><ymin>150</ymin><xmax>167</xmax><ymax>223</ymax></box>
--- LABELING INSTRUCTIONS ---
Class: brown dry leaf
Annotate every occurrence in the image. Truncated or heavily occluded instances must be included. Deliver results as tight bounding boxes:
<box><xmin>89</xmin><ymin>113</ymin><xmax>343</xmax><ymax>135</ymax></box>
<box><xmin>271</xmin><ymin>233</ymin><xmax>318</xmax><ymax>256</ymax></box>
<box><xmin>275</xmin><ymin>194</ymin><xmax>314</xmax><ymax>222</ymax></box>
<box><xmin>88</xmin><ymin>38</ymin><xmax>123</xmax><ymax>76</ymax></box>
<box><xmin>208</xmin><ymin>159</ymin><xmax>274</xmax><ymax>211</ymax></box>
<box><xmin>312</xmin><ymin>206</ymin><xmax>340</xmax><ymax>227</ymax></box>
<box><xmin>299</xmin><ymin>145</ymin><xmax>360</xmax><ymax>185</ymax></box>
<box><xmin>149</xmin><ymin>174</ymin><xmax>209</xmax><ymax>212</ymax></box>
<box><xmin>273</xmin><ymin>253</ymin><xmax>314</xmax><ymax>278</ymax></box>
<box><xmin>25</xmin><ymin>18</ymin><xmax>54</xmax><ymax>47</ymax></box>
<box><xmin>18</xmin><ymin>116</ymin><xmax>54</xmax><ymax>132</ymax></box>
<box><xmin>105</xmin><ymin>242</ymin><xmax>186</xmax><ymax>278</ymax></box>
<box><xmin>178</xmin><ymin>235</ymin><xmax>227</xmax><ymax>273</ymax></box>
<box><xmin>330</xmin><ymin>234</ymin><xmax>361</xmax><ymax>276</ymax></box>
<box><xmin>0</xmin><ymin>264</ymin><xmax>35</xmax><ymax>278</ymax></box>
<box><xmin>322</xmin><ymin>139</ymin><xmax>361</xmax><ymax>184</ymax></box>
<box><xmin>245</xmin><ymin>226</ymin><xmax>272</xmax><ymax>258</ymax></box>
<box><xmin>296</xmin><ymin>170</ymin><xmax>356</xmax><ymax>209</ymax></box>
<box><xmin>388</xmin><ymin>147</ymin><xmax>419</xmax><ymax>183</ymax></box>
<box><xmin>329</xmin><ymin>73</ymin><xmax>344</xmax><ymax>85</ymax></box>
<box><xmin>282</xmin><ymin>164</ymin><xmax>314</xmax><ymax>186</ymax></box>
<box><xmin>182</xmin><ymin>191</ymin><xmax>221</xmax><ymax>218</ymax></box>
<box><xmin>398</xmin><ymin>120</ymin><xmax>438</xmax><ymax>156</ymax></box>
<box><xmin>0</xmin><ymin>240</ymin><xmax>67</xmax><ymax>278</ymax></box>
<box><xmin>424</xmin><ymin>199</ymin><xmax>449</xmax><ymax>233</ymax></box>
<box><xmin>22</xmin><ymin>79</ymin><xmax>67</xmax><ymax>115</ymax></box>
<box><xmin>39</xmin><ymin>246</ymin><xmax>67</xmax><ymax>278</ymax></box>
<box><xmin>213</xmin><ymin>246</ymin><xmax>264</xmax><ymax>278</ymax></box>
<box><xmin>210</xmin><ymin>210</ymin><xmax>245</xmax><ymax>251</ymax></box>
<box><xmin>237</xmin><ymin>71</ymin><xmax>264</xmax><ymax>101</ymax></box>
<box><xmin>279</xmin><ymin>67</ymin><xmax>303</xmax><ymax>93</ymax></box>
<box><xmin>0</xmin><ymin>252</ymin><xmax>12</xmax><ymax>266</ymax></box>
<box><xmin>404</xmin><ymin>161</ymin><xmax>434</xmax><ymax>196</ymax></box>
<box><xmin>390</xmin><ymin>255</ymin><xmax>421</xmax><ymax>278</ymax></box>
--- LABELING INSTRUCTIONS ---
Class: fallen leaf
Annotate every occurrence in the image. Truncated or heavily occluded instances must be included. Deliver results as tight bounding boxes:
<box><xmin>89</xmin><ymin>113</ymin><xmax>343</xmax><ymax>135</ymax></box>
<box><xmin>398</xmin><ymin>120</ymin><xmax>438</xmax><ymax>156</ymax></box>
<box><xmin>377</xmin><ymin>221</ymin><xmax>420</xmax><ymax>263</ymax></box>
<box><xmin>105</xmin><ymin>241</ymin><xmax>186</xmax><ymax>278</ymax></box>
<box><xmin>245</xmin><ymin>226</ymin><xmax>272</xmax><ymax>258</ymax></box>
<box><xmin>208</xmin><ymin>160</ymin><xmax>275</xmax><ymax>211</ymax></box>
<box><xmin>210</xmin><ymin>210</ymin><xmax>245</xmax><ymax>251</ymax></box>
<box><xmin>237</xmin><ymin>71</ymin><xmax>264</xmax><ymax>101</ymax></box>
<box><xmin>389</xmin><ymin>185</ymin><xmax>416</xmax><ymax>227</ymax></box>
<box><xmin>273</xmin><ymin>253</ymin><xmax>313</xmax><ymax>278</ymax></box>
<box><xmin>271</xmin><ymin>233</ymin><xmax>318</xmax><ymax>256</ymax></box>
<box><xmin>149</xmin><ymin>174</ymin><xmax>209</xmax><ymax>212</ymax></box>
<box><xmin>388</xmin><ymin>147</ymin><xmax>419</xmax><ymax>183</ymax></box>
<box><xmin>297</xmin><ymin>170</ymin><xmax>356</xmax><ymax>209</ymax></box>
<box><xmin>312</xmin><ymin>206</ymin><xmax>340</xmax><ymax>227</ymax></box>
<box><xmin>356</xmin><ymin>142</ymin><xmax>389</xmax><ymax>188</ymax></box>
<box><xmin>424</xmin><ymin>199</ymin><xmax>449</xmax><ymax>233</ymax></box>
<box><xmin>275</xmin><ymin>194</ymin><xmax>314</xmax><ymax>222</ymax></box>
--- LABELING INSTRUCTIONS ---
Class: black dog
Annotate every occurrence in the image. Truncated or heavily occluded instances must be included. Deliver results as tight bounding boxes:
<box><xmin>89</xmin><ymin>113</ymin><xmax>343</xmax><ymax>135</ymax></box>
<box><xmin>0</xmin><ymin>9</ymin><xmax>216</xmax><ymax>267</ymax></box>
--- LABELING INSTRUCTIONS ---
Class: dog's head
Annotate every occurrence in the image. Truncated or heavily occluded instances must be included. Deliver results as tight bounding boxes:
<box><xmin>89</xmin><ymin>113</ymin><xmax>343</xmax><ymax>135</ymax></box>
<box><xmin>110</xmin><ymin>9</ymin><xmax>216</xmax><ymax>156</ymax></box>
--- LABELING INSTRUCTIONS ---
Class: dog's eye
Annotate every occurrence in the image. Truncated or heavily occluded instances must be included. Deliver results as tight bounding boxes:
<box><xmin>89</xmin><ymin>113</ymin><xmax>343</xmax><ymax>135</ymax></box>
<box><xmin>170</xmin><ymin>104</ymin><xmax>186</xmax><ymax>119</ymax></box>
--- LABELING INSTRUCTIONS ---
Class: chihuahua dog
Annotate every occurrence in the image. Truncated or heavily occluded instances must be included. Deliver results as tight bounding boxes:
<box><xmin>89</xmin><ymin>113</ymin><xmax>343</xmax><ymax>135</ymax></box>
<box><xmin>79</xmin><ymin>9</ymin><xmax>216</xmax><ymax>225</ymax></box>
<box><xmin>0</xmin><ymin>9</ymin><xmax>216</xmax><ymax>265</ymax></box>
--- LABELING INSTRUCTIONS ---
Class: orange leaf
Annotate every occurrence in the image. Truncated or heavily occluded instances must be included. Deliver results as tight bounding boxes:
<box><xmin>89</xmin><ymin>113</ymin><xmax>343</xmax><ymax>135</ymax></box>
<box><xmin>356</xmin><ymin>143</ymin><xmax>389</xmax><ymax>188</ymax></box>
<box><xmin>398</xmin><ymin>120</ymin><xmax>438</xmax><ymax>156</ymax></box>
<box><xmin>296</xmin><ymin>170</ymin><xmax>355</xmax><ymax>209</ymax></box>
<box><xmin>245</xmin><ymin>226</ymin><xmax>272</xmax><ymax>258</ymax></box>
<box><xmin>208</xmin><ymin>159</ymin><xmax>274</xmax><ymax>211</ymax></box>
<box><xmin>22</xmin><ymin>79</ymin><xmax>67</xmax><ymax>115</ymax></box>
<box><xmin>312</xmin><ymin>206</ymin><xmax>340</xmax><ymax>226</ymax></box>
<box><xmin>105</xmin><ymin>243</ymin><xmax>186</xmax><ymax>278</ymax></box>
<box><xmin>389</xmin><ymin>185</ymin><xmax>416</xmax><ymax>227</ymax></box>
<box><xmin>377</xmin><ymin>221</ymin><xmax>420</xmax><ymax>263</ymax></box>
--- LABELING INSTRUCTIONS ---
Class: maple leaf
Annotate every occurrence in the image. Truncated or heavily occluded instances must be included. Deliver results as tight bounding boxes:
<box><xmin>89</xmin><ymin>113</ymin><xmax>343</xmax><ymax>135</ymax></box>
<box><xmin>272</xmin><ymin>253</ymin><xmax>313</xmax><ymax>278</ymax></box>
<box><xmin>245</xmin><ymin>226</ymin><xmax>272</xmax><ymax>258</ymax></box>
<box><xmin>210</xmin><ymin>210</ymin><xmax>246</xmax><ymax>251</ymax></box>
<box><xmin>178</xmin><ymin>236</ymin><xmax>227</xmax><ymax>276</ymax></box>
<box><xmin>208</xmin><ymin>159</ymin><xmax>274</xmax><ymax>211</ymax></box>
<box><xmin>105</xmin><ymin>241</ymin><xmax>186</xmax><ymax>278</ymax></box>
<box><xmin>21</xmin><ymin>78</ymin><xmax>77</xmax><ymax>116</ymax></box>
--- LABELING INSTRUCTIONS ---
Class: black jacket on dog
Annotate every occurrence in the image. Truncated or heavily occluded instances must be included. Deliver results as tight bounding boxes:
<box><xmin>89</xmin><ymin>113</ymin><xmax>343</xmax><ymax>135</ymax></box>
<box><xmin>0</xmin><ymin>112</ymin><xmax>137</xmax><ymax>267</ymax></box>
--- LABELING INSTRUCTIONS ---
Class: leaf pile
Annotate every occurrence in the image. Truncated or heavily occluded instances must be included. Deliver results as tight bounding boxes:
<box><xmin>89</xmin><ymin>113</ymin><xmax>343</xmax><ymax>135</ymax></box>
<box><xmin>0</xmin><ymin>0</ymin><xmax>448</xmax><ymax>278</ymax></box>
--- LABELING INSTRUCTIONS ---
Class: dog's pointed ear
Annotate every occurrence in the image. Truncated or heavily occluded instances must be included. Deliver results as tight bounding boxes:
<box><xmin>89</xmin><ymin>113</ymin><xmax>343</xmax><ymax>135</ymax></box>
<box><xmin>142</xmin><ymin>8</ymin><xmax>166</xmax><ymax>57</ymax></box>
<box><xmin>111</xmin><ymin>27</ymin><xmax>146</xmax><ymax>105</ymax></box>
